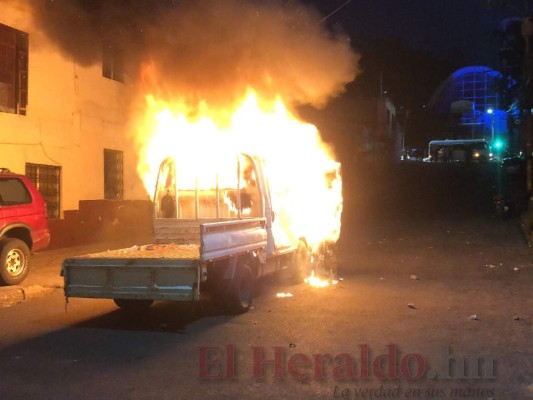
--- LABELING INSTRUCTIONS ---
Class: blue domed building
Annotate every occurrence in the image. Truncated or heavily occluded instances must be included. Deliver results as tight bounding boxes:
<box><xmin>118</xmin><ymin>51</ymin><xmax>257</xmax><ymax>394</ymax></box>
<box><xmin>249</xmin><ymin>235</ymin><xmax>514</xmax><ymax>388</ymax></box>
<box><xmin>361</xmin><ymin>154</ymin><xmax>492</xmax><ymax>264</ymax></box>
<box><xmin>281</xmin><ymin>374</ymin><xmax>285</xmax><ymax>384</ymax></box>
<box><xmin>429</xmin><ymin>66</ymin><xmax>510</xmax><ymax>149</ymax></box>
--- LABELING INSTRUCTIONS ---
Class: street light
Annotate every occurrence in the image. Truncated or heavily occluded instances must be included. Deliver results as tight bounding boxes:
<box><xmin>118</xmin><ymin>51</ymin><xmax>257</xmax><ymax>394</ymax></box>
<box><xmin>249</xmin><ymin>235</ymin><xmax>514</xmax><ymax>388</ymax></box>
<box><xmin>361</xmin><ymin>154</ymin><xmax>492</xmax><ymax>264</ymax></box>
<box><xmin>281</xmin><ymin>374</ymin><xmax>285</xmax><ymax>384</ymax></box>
<box><xmin>487</xmin><ymin>108</ymin><xmax>495</xmax><ymax>143</ymax></box>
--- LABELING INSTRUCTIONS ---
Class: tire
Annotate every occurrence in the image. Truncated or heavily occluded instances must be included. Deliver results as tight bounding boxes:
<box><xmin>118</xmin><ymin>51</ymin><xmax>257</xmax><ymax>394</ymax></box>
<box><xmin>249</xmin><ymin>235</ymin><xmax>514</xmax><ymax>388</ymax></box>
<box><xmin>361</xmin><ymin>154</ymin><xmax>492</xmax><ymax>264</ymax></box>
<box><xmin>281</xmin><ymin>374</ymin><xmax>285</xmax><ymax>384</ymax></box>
<box><xmin>113</xmin><ymin>298</ymin><xmax>154</xmax><ymax>311</ymax></box>
<box><xmin>288</xmin><ymin>242</ymin><xmax>312</xmax><ymax>284</ymax></box>
<box><xmin>0</xmin><ymin>238</ymin><xmax>31</xmax><ymax>286</ymax></box>
<box><xmin>225</xmin><ymin>264</ymin><xmax>254</xmax><ymax>314</ymax></box>
<box><xmin>313</xmin><ymin>241</ymin><xmax>338</xmax><ymax>278</ymax></box>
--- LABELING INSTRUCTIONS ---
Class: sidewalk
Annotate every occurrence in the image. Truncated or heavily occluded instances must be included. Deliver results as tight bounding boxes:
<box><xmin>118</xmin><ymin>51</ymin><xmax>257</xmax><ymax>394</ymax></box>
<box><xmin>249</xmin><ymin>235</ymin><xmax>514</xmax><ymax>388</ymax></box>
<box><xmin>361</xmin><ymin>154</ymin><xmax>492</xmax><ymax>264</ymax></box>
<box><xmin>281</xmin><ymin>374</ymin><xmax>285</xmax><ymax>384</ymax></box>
<box><xmin>0</xmin><ymin>235</ymin><xmax>153</xmax><ymax>308</ymax></box>
<box><xmin>0</xmin><ymin>285</ymin><xmax>57</xmax><ymax>308</ymax></box>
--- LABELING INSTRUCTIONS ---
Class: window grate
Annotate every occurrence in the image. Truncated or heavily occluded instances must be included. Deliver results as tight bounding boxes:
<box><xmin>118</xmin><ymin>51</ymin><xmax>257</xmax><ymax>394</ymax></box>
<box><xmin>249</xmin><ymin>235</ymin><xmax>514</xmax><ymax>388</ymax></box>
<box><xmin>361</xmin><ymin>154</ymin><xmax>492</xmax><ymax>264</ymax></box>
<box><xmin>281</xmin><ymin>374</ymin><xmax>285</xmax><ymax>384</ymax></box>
<box><xmin>25</xmin><ymin>163</ymin><xmax>61</xmax><ymax>219</ymax></box>
<box><xmin>104</xmin><ymin>149</ymin><xmax>124</xmax><ymax>200</ymax></box>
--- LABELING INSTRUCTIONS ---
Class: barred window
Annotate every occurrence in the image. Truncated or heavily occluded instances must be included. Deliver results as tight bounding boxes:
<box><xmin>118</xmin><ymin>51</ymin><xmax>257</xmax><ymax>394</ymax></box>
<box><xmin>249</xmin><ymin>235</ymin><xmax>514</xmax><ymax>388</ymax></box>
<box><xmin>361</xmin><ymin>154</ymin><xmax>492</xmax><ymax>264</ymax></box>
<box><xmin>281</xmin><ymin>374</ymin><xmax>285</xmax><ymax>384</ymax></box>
<box><xmin>104</xmin><ymin>149</ymin><xmax>123</xmax><ymax>200</ymax></box>
<box><xmin>25</xmin><ymin>163</ymin><xmax>61</xmax><ymax>219</ymax></box>
<box><xmin>0</xmin><ymin>23</ymin><xmax>28</xmax><ymax>115</ymax></box>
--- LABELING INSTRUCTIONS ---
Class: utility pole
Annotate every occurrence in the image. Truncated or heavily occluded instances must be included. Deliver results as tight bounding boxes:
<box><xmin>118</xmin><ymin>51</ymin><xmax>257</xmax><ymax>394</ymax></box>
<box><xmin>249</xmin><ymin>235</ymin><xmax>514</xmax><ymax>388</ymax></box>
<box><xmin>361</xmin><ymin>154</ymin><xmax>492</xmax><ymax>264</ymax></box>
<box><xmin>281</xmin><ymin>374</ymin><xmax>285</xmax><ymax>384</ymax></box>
<box><xmin>522</xmin><ymin>17</ymin><xmax>533</xmax><ymax>194</ymax></box>
<box><xmin>489</xmin><ymin>1</ymin><xmax>533</xmax><ymax>235</ymax></box>
<box><xmin>522</xmin><ymin>16</ymin><xmax>533</xmax><ymax>238</ymax></box>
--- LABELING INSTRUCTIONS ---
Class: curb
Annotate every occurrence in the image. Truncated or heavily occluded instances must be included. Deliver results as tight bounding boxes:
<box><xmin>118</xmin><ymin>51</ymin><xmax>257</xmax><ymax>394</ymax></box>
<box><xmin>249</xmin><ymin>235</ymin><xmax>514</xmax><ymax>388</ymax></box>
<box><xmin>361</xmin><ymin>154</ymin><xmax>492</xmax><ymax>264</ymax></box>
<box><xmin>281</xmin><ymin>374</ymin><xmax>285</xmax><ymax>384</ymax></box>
<box><xmin>0</xmin><ymin>285</ymin><xmax>59</xmax><ymax>308</ymax></box>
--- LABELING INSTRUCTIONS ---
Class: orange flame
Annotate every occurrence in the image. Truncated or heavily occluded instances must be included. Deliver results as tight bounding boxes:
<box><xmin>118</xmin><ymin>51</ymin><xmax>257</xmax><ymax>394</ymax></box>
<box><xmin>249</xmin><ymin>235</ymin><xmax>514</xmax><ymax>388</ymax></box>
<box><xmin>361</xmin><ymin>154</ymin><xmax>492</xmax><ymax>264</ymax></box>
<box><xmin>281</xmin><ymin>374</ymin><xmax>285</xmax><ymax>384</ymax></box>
<box><xmin>135</xmin><ymin>89</ymin><xmax>342</xmax><ymax>251</ymax></box>
<box><xmin>304</xmin><ymin>270</ymin><xmax>338</xmax><ymax>288</ymax></box>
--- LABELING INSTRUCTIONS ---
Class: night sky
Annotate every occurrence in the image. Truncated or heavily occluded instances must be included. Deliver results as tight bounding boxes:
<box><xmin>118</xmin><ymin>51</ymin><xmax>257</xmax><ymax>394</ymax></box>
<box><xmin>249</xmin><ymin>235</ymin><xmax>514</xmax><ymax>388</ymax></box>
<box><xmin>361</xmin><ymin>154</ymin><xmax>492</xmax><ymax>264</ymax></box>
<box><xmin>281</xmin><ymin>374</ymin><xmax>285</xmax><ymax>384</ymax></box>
<box><xmin>306</xmin><ymin>0</ymin><xmax>529</xmax><ymax>67</ymax></box>
<box><xmin>296</xmin><ymin>0</ymin><xmax>533</xmax><ymax>149</ymax></box>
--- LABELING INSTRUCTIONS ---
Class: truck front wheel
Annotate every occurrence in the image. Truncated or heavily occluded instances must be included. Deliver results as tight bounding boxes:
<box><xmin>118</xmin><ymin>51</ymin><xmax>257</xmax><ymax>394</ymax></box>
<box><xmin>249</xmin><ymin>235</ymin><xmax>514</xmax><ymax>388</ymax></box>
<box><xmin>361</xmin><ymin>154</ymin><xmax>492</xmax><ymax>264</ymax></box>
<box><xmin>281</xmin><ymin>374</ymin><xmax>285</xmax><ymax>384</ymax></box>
<box><xmin>288</xmin><ymin>242</ymin><xmax>312</xmax><ymax>284</ymax></box>
<box><xmin>0</xmin><ymin>238</ymin><xmax>31</xmax><ymax>286</ymax></box>
<box><xmin>225</xmin><ymin>264</ymin><xmax>254</xmax><ymax>314</ymax></box>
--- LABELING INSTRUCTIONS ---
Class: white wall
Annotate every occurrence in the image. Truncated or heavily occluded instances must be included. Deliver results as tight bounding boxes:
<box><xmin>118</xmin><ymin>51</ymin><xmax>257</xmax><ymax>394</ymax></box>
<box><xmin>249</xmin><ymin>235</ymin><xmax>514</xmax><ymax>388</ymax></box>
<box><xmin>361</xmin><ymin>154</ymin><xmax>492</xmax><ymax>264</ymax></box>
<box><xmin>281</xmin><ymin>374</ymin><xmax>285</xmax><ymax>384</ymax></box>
<box><xmin>0</xmin><ymin>2</ymin><xmax>148</xmax><ymax>217</ymax></box>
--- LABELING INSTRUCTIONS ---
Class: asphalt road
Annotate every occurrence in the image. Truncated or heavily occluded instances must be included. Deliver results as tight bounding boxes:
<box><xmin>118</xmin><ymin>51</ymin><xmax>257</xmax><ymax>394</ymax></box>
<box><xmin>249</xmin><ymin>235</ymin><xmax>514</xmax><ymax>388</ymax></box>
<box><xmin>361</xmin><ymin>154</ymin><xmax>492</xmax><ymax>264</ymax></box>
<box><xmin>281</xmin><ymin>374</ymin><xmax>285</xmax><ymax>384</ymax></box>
<box><xmin>0</xmin><ymin>161</ymin><xmax>531</xmax><ymax>400</ymax></box>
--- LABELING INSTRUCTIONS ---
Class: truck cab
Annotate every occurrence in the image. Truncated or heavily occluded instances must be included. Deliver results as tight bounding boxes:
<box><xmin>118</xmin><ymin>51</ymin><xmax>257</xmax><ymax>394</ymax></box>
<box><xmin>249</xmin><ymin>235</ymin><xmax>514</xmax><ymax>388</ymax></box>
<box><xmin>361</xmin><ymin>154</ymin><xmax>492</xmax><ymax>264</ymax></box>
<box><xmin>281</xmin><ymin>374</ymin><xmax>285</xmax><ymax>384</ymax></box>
<box><xmin>153</xmin><ymin>153</ymin><xmax>298</xmax><ymax>261</ymax></box>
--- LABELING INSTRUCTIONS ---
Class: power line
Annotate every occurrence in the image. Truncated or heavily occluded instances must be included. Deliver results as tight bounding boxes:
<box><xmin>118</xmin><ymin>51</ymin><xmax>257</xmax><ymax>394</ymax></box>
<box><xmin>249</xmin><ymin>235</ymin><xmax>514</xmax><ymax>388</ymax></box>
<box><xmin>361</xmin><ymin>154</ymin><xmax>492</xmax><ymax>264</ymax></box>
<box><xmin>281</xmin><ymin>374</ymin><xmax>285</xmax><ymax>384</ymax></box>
<box><xmin>321</xmin><ymin>0</ymin><xmax>352</xmax><ymax>23</ymax></box>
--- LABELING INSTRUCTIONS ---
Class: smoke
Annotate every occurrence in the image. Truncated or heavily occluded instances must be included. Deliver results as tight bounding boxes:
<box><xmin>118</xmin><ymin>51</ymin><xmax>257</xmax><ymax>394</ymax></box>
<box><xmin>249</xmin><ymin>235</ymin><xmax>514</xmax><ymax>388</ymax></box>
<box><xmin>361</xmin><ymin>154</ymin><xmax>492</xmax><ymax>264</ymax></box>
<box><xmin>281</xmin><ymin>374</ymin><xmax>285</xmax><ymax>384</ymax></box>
<box><xmin>27</xmin><ymin>0</ymin><xmax>359</xmax><ymax>108</ymax></box>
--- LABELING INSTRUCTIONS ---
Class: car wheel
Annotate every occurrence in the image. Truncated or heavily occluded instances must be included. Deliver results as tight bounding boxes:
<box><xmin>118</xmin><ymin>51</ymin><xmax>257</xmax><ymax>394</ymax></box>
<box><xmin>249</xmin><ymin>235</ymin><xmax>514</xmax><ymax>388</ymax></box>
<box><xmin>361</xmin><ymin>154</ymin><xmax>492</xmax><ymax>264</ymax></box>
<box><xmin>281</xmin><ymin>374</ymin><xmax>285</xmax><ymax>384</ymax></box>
<box><xmin>0</xmin><ymin>238</ymin><xmax>31</xmax><ymax>286</ymax></box>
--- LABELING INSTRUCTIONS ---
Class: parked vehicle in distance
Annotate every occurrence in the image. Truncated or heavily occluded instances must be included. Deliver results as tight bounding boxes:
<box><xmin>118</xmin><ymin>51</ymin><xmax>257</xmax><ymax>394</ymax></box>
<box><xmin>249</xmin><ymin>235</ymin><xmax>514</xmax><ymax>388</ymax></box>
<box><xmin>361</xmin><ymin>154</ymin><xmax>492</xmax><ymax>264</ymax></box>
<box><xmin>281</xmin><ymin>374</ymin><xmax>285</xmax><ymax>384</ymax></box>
<box><xmin>500</xmin><ymin>155</ymin><xmax>525</xmax><ymax>176</ymax></box>
<box><xmin>427</xmin><ymin>139</ymin><xmax>490</xmax><ymax>163</ymax></box>
<box><xmin>494</xmin><ymin>155</ymin><xmax>527</xmax><ymax>217</ymax></box>
<box><xmin>0</xmin><ymin>168</ymin><xmax>51</xmax><ymax>285</ymax></box>
<box><xmin>401</xmin><ymin>148</ymin><xmax>424</xmax><ymax>162</ymax></box>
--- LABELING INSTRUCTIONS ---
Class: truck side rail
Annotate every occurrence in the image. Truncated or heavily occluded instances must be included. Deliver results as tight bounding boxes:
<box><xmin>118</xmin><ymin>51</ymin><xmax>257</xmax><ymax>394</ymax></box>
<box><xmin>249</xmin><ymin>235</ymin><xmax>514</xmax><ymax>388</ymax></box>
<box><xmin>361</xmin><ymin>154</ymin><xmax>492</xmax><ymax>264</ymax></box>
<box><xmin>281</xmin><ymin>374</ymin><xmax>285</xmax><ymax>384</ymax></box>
<box><xmin>62</xmin><ymin>257</ymin><xmax>201</xmax><ymax>301</ymax></box>
<box><xmin>154</xmin><ymin>218</ymin><xmax>218</xmax><ymax>244</ymax></box>
<box><xmin>201</xmin><ymin>218</ymin><xmax>267</xmax><ymax>261</ymax></box>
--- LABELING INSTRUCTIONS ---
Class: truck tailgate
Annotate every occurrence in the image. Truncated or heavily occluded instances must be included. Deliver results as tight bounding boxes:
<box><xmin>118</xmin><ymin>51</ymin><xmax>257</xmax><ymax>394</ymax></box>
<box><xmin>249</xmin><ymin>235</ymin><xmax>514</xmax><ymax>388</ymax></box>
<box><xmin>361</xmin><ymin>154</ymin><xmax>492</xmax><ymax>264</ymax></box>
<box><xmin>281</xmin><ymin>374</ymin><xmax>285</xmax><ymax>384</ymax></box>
<box><xmin>62</xmin><ymin>244</ymin><xmax>201</xmax><ymax>301</ymax></box>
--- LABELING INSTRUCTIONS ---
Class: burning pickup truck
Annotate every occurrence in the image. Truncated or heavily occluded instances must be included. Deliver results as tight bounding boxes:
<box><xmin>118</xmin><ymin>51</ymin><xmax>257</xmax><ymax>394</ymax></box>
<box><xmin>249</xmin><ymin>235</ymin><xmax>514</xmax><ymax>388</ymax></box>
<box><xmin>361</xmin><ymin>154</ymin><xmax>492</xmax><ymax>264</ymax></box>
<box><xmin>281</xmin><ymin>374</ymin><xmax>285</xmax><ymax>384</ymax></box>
<box><xmin>62</xmin><ymin>152</ymin><xmax>340</xmax><ymax>314</ymax></box>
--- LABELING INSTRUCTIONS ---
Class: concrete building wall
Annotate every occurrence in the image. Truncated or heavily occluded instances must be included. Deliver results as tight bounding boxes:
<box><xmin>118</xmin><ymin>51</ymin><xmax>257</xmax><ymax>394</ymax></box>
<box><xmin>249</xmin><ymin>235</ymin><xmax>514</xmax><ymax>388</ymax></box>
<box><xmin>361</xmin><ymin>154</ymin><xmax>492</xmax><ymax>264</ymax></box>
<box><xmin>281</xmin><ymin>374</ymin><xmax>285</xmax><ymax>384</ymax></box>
<box><xmin>0</xmin><ymin>2</ymin><xmax>147</xmax><ymax>219</ymax></box>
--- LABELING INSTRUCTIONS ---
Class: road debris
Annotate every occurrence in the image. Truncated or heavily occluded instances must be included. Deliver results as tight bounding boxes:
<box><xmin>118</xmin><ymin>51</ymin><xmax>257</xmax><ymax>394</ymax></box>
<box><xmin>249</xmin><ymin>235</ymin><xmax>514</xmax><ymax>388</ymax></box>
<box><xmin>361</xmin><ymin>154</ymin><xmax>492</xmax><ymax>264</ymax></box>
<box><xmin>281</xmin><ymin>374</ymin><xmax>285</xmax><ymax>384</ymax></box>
<box><xmin>514</xmin><ymin>267</ymin><xmax>520</xmax><ymax>272</ymax></box>
<box><xmin>470</xmin><ymin>314</ymin><xmax>478</xmax><ymax>321</ymax></box>
<box><xmin>410</xmin><ymin>274</ymin><xmax>418</xmax><ymax>280</ymax></box>
<box><xmin>407</xmin><ymin>303</ymin><xmax>417</xmax><ymax>309</ymax></box>
<box><xmin>514</xmin><ymin>316</ymin><xmax>521</xmax><ymax>321</ymax></box>
<box><xmin>486</xmin><ymin>264</ymin><xmax>497</xmax><ymax>269</ymax></box>
<box><xmin>289</xmin><ymin>343</ymin><xmax>296</xmax><ymax>348</ymax></box>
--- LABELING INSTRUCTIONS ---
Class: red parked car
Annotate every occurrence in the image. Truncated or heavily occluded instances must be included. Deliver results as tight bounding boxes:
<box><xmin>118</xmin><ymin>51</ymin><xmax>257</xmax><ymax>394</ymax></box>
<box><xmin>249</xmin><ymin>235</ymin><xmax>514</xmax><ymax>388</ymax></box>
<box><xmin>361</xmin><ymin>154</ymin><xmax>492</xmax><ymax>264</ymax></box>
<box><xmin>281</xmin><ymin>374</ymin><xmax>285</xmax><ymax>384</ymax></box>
<box><xmin>0</xmin><ymin>169</ymin><xmax>50</xmax><ymax>285</ymax></box>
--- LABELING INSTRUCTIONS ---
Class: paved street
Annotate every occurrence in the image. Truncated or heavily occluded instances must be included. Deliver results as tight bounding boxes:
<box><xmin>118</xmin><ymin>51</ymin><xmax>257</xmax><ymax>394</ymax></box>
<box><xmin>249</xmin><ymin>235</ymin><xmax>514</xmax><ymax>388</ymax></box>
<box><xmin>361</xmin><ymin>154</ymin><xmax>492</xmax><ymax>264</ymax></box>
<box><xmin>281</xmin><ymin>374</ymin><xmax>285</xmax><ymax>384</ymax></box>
<box><xmin>0</xmin><ymin>162</ymin><xmax>531</xmax><ymax>400</ymax></box>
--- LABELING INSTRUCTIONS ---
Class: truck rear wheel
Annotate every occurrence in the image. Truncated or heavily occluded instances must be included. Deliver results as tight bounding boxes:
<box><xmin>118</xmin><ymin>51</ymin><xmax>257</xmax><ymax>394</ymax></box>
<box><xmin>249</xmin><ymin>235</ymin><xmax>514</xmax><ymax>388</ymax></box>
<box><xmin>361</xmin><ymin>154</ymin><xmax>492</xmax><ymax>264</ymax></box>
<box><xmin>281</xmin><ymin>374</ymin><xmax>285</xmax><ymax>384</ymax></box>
<box><xmin>113</xmin><ymin>299</ymin><xmax>154</xmax><ymax>311</ymax></box>
<box><xmin>225</xmin><ymin>264</ymin><xmax>254</xmax><ymax>314</ymax></box>
<box><xmin>0</xmin><ymin>238</ymin><xmax>31</xmax><ymax>286</ymax></box>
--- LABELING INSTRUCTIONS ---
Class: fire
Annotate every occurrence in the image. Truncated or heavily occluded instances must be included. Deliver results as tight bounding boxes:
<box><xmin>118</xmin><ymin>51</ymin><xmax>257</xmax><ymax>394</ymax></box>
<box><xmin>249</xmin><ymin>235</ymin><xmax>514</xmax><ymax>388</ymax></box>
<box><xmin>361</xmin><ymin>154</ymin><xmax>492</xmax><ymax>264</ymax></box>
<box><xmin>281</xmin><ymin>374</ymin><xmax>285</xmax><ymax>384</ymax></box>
<box><xmin>304</xmin><ymin>270</ymin><xmax>338</xmax><ymax>288</ymax></box>
<box><xmin>276</xmin><ymin>292</ymin><xmax>294</xmax><ymax>298</ymax></box>
<box><xmin>135</xmin><ymin>89</ymin><xmax>342</xmax><ymax>251</ymax></box>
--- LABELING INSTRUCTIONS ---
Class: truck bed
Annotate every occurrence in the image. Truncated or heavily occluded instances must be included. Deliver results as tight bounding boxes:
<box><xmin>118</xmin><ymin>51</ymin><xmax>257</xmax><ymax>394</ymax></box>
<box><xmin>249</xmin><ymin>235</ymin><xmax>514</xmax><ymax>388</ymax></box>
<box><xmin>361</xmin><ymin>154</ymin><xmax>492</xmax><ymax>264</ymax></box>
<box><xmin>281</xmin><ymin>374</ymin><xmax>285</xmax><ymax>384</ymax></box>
<box><xmin>76</xmin><ymin>243</ymin><xmax>200</xmax><ymax>260</ymax></box>
<box><xmin>62</xmin><ymin>218</ymin><xmax>267</xmax><ymax>303</ymax></box>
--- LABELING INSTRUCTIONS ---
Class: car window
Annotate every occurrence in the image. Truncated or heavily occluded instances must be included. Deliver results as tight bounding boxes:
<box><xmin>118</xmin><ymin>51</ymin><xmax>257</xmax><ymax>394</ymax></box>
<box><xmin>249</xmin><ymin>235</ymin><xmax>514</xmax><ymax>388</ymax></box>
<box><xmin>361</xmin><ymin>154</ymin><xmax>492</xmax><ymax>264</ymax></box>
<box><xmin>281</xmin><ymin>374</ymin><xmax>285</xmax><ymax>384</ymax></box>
<box><xmin>472</xmin><ymin>143</ymin><xmax>488</xmax><ymax>150</ymax></box>
<box><xmin>0</xmin><ymin>178</ymin><xmax>32</xmax><ymax>206</ymax></box>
